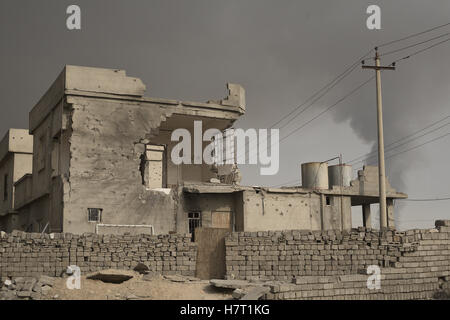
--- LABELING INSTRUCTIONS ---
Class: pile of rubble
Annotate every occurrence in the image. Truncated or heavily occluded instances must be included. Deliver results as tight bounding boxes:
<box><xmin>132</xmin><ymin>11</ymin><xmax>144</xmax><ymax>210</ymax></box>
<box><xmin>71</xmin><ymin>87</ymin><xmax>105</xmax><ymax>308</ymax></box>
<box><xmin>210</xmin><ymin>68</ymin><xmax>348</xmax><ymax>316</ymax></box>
<box><xmin>210</xmin><ymin>279</ymin><xmax>271</xmax><ymax>300</ymax></box>
<box><xmin>0</xmin><ymin>275</ymin><xmax>56</xmax><ymax>300</ymax></box>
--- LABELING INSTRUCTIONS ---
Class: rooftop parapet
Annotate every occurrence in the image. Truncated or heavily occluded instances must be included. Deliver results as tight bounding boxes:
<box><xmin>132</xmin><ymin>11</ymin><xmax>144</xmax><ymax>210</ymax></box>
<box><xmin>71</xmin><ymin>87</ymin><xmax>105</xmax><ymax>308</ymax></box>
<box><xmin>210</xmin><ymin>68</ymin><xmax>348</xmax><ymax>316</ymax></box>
<box><xmin>0</xmin><ymin>129</ymin><xmax>33</xmax><ymax>163</ymax></box>
<box><xmin>29</xmin><ymin>65</ymin><xmax>245</xmax><ymax>133</ymax></box>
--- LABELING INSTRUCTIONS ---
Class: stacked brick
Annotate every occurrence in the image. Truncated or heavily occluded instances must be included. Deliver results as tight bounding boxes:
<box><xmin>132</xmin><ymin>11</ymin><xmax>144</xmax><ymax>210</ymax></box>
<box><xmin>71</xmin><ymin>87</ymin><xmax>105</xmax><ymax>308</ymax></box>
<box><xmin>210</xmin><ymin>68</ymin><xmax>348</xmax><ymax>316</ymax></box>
<box><xmin>0</xmin><ymin>231</ymin><xmax>197</xmax><ymax>279</ymax></box>
<box><xmin>226</xmin><ymin>221</ymin><xmax>450</xmax><ymax>299</ymax></box>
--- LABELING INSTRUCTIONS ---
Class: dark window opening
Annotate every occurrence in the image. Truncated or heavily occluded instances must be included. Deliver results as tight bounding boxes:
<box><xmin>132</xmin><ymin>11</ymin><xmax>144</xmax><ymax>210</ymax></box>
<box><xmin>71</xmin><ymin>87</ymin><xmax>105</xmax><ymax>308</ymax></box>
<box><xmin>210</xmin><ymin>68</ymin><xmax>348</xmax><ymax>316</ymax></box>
<box><xmin>3</xmin><ymin>174</ymin><xmax>7</xmax><ymax>200</ymax></box>
<box><xmin>139</xmin><ymin>153</ymin><xmax>146</xmax><ymax>185</ymax></box>
<box><xmin>188</xmin><ymin>212</ymin><xmax>202</xmax><ymax>241</ymax></box>
<box><xmin>326</xmin><ymin>196</ymin><xmax>331</xmax><ymax>206</ymax></box>
<box><xmin>88</xmin><ymin>208</ymin><xmax>103</xmax><ymax>222</ymax></box>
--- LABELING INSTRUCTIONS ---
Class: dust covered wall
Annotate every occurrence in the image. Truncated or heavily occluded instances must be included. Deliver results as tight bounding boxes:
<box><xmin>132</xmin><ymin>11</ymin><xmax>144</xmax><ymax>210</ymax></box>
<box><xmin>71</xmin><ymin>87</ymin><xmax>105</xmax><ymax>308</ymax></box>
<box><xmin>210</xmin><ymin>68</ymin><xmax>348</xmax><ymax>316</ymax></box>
<box><xmin>322</xmin><ymin>195</ymin><xmax>352</xmax><ymax>231</ymax></box>
<box><xmin>63</xmin><ymin>96</ymin><xmax>177</xmax><ymax>235</ymax></box>
<box><xmin>181</xmin><ymin>193</ymin><xmax>236</xmax><ymax>232</ymax></box>
<box><xmin>225</xmin><ymin>221</ymin><xmax>450</xmax><ymax>300</ymax></box>
<box><xmin>0</xmin><ymin>231</ymin><xmax>196</xmax><ymax>278</ymax></box>
<box><xmin>242</xmin><ymin>190</ymin><xmax>322</xmax><ymax>232</ymax></box>
<box><xmin>0</xmin><ymin>154</ymin><xmax>14</xmax><ymax>216</ymax></box>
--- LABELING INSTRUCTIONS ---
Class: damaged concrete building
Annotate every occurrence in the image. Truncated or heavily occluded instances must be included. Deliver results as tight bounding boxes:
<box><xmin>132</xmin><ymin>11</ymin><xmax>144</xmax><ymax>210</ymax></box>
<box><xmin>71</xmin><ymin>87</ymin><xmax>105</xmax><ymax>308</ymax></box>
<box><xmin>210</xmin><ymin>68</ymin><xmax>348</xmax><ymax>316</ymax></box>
<box><xmin>0</xmin><ymin>66</ymin><xmax>407</xmax><ymax>235</ymax></box>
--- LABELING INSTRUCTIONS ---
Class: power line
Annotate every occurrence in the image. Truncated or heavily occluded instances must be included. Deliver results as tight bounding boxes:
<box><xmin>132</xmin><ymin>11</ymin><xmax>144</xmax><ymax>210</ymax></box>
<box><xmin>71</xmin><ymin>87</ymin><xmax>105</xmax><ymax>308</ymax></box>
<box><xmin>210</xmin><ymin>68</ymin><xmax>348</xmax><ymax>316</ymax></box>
<box><xmin>399</xmin><ymin>196</ymin><xmax>450</xmax><ymax>202</ymax></box>
<box><xmin>238</xmin><ymin>67</ymin><xmax>372</xmax><ymax>163</ymax></box>
<box><xmin>279</xmin><ymin>75</ymin><xmax>375</xmax><ymax>144</ymax></box>
<box><xmin>267</xmin><ymin>49</ymin><xmax>374</xmax><ymax>129</ymax></box>
<box><xmin>357</xmin><ymin>132</ymin><xmax>450</xmax><ymax>170</ymax></box>
<box><xmin>269</xmin><ymin>178</ymin><xmax>300</xmax><ymax>188</ymax></box>
<box><xmin>270</xmin><ymin>22</ymin><xmax>450</xmax><ymax>136</ymax></box>
<box><xmin>241</xmin><ymin>24</ymin><xmax>450</xmax><ymax>166</ymax></box>
<box><xmin>240</xmin><ymin>74</ymin><xmax>375</xmax><ymax>165</ymax></box>
<box><xmin>377</xmin><ymin>21</ymin><xmax>450</xmax><ymax>48</ymax></box>
<box><xmin>349</xmin><ymin>121</ymin><xmax>450</xmax><ymax>166</ymax></box>
<box><xmin>280</xmin><ymin>28</ymin><xmax>450</xmax><ymax>145</ymax></box>
<box><xmin>391</xmin><ymin>36</ymin><xmax>450</xmax><ymax>65</ymax></box>
<box><xmin>275</xmin><ymin>23</ymin><xmax>450</xmax><ymax>132</ymax></box>
<box><xmin>379</xmin><ymin>32</ymin><xmax>450</xmax><ymax>57</ymax></box>
<box><xmin>347</xmin><ymin>115</ymin><xmax>450</xmax><ymax>164</ymax></box>
<box><xmin>277</xmin><ymin>64</ymin><xmax>359</xmax><ymax>131</ymax></box>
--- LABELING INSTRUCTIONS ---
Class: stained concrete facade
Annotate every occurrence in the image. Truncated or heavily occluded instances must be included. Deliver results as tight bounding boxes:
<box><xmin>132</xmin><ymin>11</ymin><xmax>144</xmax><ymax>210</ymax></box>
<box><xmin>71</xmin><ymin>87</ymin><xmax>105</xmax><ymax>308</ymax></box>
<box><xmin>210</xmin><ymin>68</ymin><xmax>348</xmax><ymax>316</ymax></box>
<box><xmin>0</xmin><ymin>65</ymin><xmax>407</xmax><ymax>235</ymax></box>
<box><xmin>183</xmin><ymin>164</ymin><xmax>406</xmax><ymax>233</ymax></box>
<box><xmin>4</xmin><ymin>66</ymin><xmax>245</xmax><ymax>234</ymax></box>
<box><xmin>0</xmin><ymin>129</ymin><xmax>33</xmax><ymax>231</ymax></box>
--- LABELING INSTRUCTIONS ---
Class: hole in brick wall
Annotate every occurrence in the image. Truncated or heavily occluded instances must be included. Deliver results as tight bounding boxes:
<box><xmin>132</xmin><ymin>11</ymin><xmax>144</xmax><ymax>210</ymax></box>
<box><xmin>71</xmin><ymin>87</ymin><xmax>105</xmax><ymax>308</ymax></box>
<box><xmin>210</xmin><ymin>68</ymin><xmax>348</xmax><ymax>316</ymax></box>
<box><xmin>438</xmin><ymin>276</ymin><xmax>447</xmax><ymax>289</ymax></box>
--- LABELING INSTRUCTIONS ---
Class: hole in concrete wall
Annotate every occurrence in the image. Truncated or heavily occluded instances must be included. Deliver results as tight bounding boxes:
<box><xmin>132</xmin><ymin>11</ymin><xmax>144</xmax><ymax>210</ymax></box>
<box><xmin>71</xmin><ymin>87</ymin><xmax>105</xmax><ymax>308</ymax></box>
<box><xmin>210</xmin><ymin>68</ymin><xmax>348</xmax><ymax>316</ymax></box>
<box><xmin>139</xmin><ymin>153</ymin><xmax>146</xmax><ymax>185</ymax></box>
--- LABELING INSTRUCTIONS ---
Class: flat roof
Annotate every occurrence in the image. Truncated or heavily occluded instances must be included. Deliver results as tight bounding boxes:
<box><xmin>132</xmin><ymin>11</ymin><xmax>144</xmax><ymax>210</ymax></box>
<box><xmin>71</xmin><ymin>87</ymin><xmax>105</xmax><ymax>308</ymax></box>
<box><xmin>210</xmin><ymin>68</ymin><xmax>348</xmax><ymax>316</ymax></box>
<box><xmin>0</xmin><ymin>129</ymin><xmax>33</xmax><ymax>163</ymax></box>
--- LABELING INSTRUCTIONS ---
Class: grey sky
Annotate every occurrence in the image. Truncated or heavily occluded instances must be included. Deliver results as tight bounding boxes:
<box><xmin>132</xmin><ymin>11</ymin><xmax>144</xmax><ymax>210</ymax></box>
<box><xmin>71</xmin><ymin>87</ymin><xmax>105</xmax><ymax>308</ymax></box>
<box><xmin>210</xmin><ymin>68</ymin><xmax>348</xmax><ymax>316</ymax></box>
<box><xmin>1</xmin><ymin>0</ymin><xmax>449</xmax><ymax>230</ymax></box>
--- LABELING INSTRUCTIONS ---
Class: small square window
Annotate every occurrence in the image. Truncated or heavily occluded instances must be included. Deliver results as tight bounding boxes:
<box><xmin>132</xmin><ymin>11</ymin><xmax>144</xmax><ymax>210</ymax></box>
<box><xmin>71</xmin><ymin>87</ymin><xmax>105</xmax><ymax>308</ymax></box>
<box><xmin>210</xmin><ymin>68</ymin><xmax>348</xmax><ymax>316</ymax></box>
<box><xmin>88</xmin><ymin>208</ymin><xmax>102</xmax><ymax>222</ymax></box>
<box><xmin>325</xmin><ymin>196</ymin><xmax>331</xmax><ymax>206</ymax></box>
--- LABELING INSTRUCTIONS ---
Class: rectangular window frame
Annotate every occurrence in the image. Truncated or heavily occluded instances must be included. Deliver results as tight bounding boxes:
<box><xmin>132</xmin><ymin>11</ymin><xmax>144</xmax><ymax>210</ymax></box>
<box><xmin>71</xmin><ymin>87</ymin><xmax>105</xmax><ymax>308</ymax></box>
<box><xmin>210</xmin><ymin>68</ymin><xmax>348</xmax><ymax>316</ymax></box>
<box><xmin>87</xmin><ymin>208</ymin><xmax>103</xmax><ymax>223</ymax></box>
<box><xmin>188</xmin><ymin>211</ymin><xmax>202</xmax><ymax>239</ymax></box>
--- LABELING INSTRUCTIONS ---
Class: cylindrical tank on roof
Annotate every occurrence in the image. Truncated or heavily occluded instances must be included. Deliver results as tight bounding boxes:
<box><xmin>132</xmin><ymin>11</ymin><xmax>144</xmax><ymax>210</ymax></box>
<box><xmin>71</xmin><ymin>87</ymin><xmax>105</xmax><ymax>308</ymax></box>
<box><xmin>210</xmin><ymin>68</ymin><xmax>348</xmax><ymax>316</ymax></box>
<box><xmin>328</xmin><ymin>164</ymin><xmax>353</xmax><ymax>187</ymax></box>
<box><xmin>301</xmin><ymin>162</ymin><xmax>329</xmax><ymax>189</ymax></box>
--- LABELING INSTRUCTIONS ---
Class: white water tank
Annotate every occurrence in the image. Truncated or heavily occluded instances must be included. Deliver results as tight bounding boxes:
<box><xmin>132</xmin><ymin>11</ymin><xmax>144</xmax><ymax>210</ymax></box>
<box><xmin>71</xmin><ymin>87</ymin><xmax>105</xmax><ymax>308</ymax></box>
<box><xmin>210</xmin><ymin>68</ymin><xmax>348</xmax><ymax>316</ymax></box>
<box><xmin>328</xmin><ymin>164</ymin><xmax>353</xmax><ymax>187</ymax></box>
<box><xmin>301</xmin><ymin>162</ymin><xmax>329</xmax><ymax>189</ymax></box>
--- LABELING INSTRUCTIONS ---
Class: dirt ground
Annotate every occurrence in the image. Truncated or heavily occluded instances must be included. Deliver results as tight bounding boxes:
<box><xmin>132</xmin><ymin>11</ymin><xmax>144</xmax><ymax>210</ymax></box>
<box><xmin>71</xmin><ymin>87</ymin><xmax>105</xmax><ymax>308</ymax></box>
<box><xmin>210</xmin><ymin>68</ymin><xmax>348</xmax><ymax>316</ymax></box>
<box><xmin>47</xmin><ymin>272</ymin><xmax>233</xmax><ymax>300</ymax></box>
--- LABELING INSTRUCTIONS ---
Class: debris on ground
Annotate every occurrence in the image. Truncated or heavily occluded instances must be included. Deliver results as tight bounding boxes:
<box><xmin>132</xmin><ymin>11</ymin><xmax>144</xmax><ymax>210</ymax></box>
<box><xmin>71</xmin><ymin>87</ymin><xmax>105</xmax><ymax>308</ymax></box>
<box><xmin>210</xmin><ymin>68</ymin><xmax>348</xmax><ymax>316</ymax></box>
<box><xmin>0</xmin><ymin>275</ymin><xmax>57</xmax><ymax>300</ymax></box>
<box><xmin>1</xmin><ymin>271</ymin><xmax>232</xmax><ymax>300</ymax></box>
<box><xmin>209</xmin><ymin>279</ymin><xmax>271</xmax><ymax>300</ymax></box>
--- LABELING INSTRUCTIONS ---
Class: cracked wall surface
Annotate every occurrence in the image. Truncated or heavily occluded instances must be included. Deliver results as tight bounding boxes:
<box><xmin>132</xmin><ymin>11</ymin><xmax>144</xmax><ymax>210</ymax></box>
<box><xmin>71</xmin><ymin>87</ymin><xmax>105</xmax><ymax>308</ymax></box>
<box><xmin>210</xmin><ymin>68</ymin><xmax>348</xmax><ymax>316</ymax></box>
<box><xmin>5</xmin><ymin>65</ymin><xmax>244</xmax><ymax>235</ymax></box>
<box><xmin>64</xmin><ymin>97</ymin><xmax>177</xmax><ymax>234</ymax></box>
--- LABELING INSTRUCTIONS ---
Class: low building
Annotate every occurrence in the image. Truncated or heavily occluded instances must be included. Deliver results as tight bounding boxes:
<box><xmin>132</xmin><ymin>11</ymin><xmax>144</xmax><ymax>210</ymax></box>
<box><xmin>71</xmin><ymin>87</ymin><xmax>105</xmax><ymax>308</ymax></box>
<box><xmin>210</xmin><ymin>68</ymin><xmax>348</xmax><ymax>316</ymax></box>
<box><xmin>0</xmin><ymin>65</ymin><xmax>407</xmax><ymax>235</ymax></box>
<box><xmin>0</xmin><ymin>129</ymin><xmax>33</xmax><ymax>231</ymax></box>
<box><xmin>183</xmin><ymin>163</ymin><xmax>405</xmax><ymax>233</ymax></box>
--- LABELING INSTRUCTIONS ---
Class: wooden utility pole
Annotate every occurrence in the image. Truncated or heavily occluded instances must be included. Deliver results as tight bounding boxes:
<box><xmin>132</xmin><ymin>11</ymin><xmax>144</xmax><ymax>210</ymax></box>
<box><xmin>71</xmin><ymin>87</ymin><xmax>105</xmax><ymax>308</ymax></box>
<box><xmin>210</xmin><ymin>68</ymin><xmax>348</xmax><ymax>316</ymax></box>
<box><xmin>362</xmin><ymin>48</ymin><xmax>395</xmax><ymax>229</ymax></box>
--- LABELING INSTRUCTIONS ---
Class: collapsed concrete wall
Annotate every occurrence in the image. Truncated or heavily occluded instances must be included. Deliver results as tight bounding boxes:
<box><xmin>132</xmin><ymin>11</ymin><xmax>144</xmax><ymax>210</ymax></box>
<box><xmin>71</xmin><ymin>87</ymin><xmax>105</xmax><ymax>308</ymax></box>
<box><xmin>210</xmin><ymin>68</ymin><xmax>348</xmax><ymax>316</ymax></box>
<box><xmin>64</xmin><ymin>96</ymin><xmax>177</xmax><ymax>235</ymax></box>
<box><xmin>0</xmin><ymin>231</ymin><xmax>196</xmax><ymax>278</ymax></box>
<box><xmin>225</xmin><ymin>220</ymin><xmax>450</xmax><ymax>299</ymax></box>
<box><xmin>15</xmin><ymin>65</ymin><xmax>245</xmax><ymax>235</ymax></box>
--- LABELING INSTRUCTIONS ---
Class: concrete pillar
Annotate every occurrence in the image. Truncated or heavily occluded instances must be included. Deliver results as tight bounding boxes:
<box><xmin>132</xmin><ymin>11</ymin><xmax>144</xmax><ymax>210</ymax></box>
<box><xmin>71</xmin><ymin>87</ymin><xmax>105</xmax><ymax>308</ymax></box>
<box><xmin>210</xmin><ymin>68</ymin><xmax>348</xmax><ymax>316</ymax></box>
<box><xmin>342</xmin><ymin>197</ymin><xmax>352</xmax><ymax>231</ymax></box>
<box><xmin>362</xmin><ymin>204</ymin><xmax>372</xmax><ymax>228</ymax></box>
<box><xmin>387</xmin><ymin>198</ymin><xmax>395</xmax><ymax>229</ymax></box>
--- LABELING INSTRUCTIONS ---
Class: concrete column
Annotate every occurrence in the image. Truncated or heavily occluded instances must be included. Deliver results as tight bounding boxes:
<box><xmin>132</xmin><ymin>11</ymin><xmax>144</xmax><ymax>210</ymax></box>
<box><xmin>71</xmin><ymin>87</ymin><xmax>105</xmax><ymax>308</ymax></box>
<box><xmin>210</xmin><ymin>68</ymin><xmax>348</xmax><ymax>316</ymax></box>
<box><xmin>362</xmin><ymin>204</ymin><xmax>372</xmax><ymax>228</ymax></box>
<box><xmin>387</xmin><ymin>199</ymin><xmax>395</xmax><ymax>229</ymax></box>
<box><xmin>342</xmin><ymin>197</ymin><xmax>352</xmax><ymax>231</ymax></box>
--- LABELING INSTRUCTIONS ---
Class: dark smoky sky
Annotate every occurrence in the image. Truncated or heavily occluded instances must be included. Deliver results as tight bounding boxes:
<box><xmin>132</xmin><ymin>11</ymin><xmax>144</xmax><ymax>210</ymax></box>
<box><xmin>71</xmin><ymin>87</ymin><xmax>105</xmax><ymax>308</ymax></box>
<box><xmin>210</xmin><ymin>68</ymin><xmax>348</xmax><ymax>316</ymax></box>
<box><xmin>1</xmin><ymin>0</ymin><xmax>449</xmax><ymax>229</ymax></box>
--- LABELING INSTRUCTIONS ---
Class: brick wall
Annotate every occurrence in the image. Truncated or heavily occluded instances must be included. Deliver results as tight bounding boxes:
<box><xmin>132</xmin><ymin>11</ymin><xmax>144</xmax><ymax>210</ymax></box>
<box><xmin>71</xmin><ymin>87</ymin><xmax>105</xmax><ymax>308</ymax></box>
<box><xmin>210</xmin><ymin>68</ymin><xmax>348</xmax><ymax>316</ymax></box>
<box><xmin>0</xmin><ymin>231</ymin><xmax>197</xmax><ymax>278</ymax></box>
<box><xmin>225</xmin><ymin>221</ymin><xmax>450</xmax><ymax>299</ymax></box>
